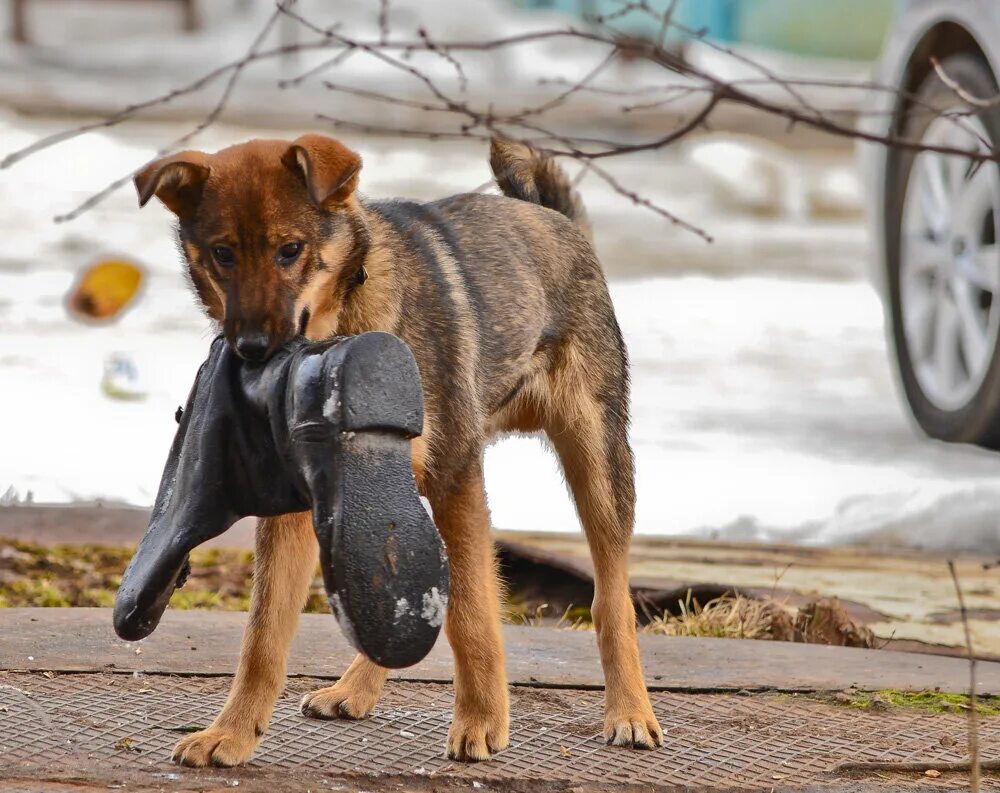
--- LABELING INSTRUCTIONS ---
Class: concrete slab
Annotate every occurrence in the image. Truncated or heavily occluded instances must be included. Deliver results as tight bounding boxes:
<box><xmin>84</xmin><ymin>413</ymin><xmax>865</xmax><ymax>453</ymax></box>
<box><xmin>2</xmin><ymin>608</ymin><xmax>999</xmax><ymax>695</ymax></box>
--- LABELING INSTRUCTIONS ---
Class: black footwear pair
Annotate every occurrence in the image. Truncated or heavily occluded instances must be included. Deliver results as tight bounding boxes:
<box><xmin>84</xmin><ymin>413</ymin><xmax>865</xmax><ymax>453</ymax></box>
<box><xmin>113</xmin><ymin>333</ymin><xmax>448</xmax><ymax>669</ymax></box>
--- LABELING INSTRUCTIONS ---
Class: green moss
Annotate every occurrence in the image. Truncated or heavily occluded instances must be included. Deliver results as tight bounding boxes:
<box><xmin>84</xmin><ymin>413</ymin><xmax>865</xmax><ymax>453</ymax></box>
<box><xmin>4</xmin><ymin>579</ymin><xmax>71</xmax><ymax>607</ymax></box>
<box><xmin>826</xmin><ymin>689</ymin><xmax>1000</xmax><ymax>717</ymax></box>
<box><xmin>169</xmin><ymin>589</ymin><xmax>256</xmax><ymax>611</ymax></box>
<box><xmin>77</xmin><ymin>588</ymin><xmax>117</xmax><ymax>608</ymax></box>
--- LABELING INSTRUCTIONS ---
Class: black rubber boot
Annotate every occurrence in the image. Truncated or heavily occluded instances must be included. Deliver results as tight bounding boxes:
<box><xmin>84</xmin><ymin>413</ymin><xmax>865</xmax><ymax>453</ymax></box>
<box><xmin>113</xmin><ymin>333</ymin><xmax>448</xmax><ymax>669</ymax></box>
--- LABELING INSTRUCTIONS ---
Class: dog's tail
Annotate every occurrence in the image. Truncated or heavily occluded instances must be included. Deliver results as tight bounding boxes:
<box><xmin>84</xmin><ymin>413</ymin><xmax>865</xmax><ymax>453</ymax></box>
<box><xmin>489</xmin><ymin>138</ymin><xmax>592</xmax><ymax>242</ymax></box>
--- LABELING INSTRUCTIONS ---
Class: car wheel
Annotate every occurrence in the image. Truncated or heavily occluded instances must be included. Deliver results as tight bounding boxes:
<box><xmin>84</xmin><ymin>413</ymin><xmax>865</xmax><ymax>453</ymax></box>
<box><xmin>886</xmin><ymin>53</ymin><xmax>1000</xmax><ymax>446</ymax></box>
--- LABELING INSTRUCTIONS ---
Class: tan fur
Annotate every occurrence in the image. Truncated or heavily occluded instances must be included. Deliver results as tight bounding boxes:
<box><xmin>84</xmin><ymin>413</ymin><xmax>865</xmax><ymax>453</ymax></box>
<box><xmin>431</xmin><ymin>466</ymin><xmax>510</xmax><ymax>760</ymax></box>
<box><xmin>420</xmin><ymin>228</ymin><xmax>481</xmax><ymax>403</ymax></box>
<box><xmin>489</xmin><ymin>138</ymin><xmax>592</xmax><ymax>242</ymax></box>
<box><xmin>140</xmin><ymin>134</ymin><xmax>661</xmax><ymax>767</ymax></box>
<box><xmin>173</xmin><ymin>511</ymin><xmax>318</xmax><ymax>767</ymax></box>
<box><xmin>300</xmin><ymin>652</ymin><xmax>389</xmax><ymax>720</ymax></box>
<box><xmin>285</xmin><ymin>134</ymin><xmax>362</xmax><ymax>206</ymax></box>
<box><xmin>333</xmin><ymin>215</ymin><xmax>402</xmax><ymax>337</ymax></box>
<box><xmin>135</xmin><ymin>150</ymin><xmax>211</xmax><ymax>217</ymax></box>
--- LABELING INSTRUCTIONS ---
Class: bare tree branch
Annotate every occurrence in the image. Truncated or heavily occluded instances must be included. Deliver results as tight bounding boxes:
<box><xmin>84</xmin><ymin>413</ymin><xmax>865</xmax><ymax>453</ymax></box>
<box><xmin>5</xmin><ymin>0</ymin><xmax>1000</xmax><ymax>236</ymax></box>
<box><xmin>51</xmin><ymin>0</ymin><xmax>294</xmax><ymax>223</ymax></box>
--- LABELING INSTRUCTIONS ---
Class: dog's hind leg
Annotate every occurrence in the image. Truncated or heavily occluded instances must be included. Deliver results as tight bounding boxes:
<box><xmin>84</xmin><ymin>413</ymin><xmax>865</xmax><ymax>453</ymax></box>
<box><xmin>544</xmin><ymin>344</ymin><xmax>663</xmax><ymax>750</ymax></box>
<box><xmin>300</xmin><ymin>654</ymin><xmax>389</xmax><ymax>720</ymax></box>
<box><xmin>300</xmin><ymin>435</ymin><xmax>433</xmax><ymax>720</ymax></box>
<box><xmin>172</xmin><ymin>511</ymin><xmax>318</xmax><ymax>767</ymax></box>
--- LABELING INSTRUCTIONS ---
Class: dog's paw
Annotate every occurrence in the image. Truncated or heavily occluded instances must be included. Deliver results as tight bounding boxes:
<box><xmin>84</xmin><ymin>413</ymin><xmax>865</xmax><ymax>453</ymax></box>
<box><xmin>446</xmin><ymin>713</ymin><xmax>509</xmax><ymax>762</ymax></box>
<box><xmin>604</xmin><ymin>707</ymin><xmax>663</xmax><ymax>750</ymax></box>
<box><xmin>172</xmin><ymin>726</ymin><xmax>259</xmax><ymax>767</ymax></box>
<box><xmin>300</xmin><ymin>680</ymin><xmax>380</xmax><ymax>721</ymax></box>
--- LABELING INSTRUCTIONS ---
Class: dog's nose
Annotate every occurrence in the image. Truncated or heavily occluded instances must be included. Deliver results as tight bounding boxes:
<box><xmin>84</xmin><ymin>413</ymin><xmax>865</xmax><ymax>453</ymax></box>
<box><xmin>235</xmin><ymin>333</ymin><xmax>272</xmax><ymax>363</ymax></box>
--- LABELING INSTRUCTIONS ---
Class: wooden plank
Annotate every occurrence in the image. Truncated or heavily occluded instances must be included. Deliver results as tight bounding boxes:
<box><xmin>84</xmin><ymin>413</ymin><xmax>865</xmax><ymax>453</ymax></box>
<box><xmin>3</xmin><ymin>607</ymin><xmax>999</xmax><ymax>695</ymax></box>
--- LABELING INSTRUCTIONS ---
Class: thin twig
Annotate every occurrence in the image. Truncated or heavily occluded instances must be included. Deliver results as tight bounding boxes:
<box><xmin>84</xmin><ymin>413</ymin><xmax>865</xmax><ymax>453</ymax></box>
<box><xmin>8</xmin><ymin>0</ymin><xmax>1000</xmax><ymax>235</ymax></box>
<box><xmin>826</xmin><ymin>568</ymin><xmax>989</xmax><ymax>780</ymax></box>
<box><xmin>51</xmin><ymin>0</ymin><xmax>292</xmax><ymax>223</ymax></box>
<box><xmin>932</xmin><ymin>56</ymin><xmax>1000</xmax><ymax>109</ymax></box>
<box><xmin>656</xmin><ymin>0</ymin><xmax>680</xmax><ymax>49</ymax></box>
<box><xmin>377</xmin><ymin>0</ymin><xmax>390</xmax><ymax>44</ymax></box>
<box><xmin>278</xmin><ymin>45</ymin><xmax>356</xmax><ymax>89</ymax></box>
<box><xmin>949</xmin><ymin>559</ymin><xmax>981</xmax><ymax>792</ymax></box>
<box><xmin>417</xmin><ymin>27</ymin><xmax>468</xmax><ymax>93</ymax></box>
<box><xmin>834</xmin><ymin>759</ymin><xmax>999</xmax><ymax>774</ymax></box>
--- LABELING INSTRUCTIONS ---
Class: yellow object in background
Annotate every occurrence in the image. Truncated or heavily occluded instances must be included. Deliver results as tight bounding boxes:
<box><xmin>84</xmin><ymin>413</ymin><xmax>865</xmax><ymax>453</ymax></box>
<box><xmin>67</xmin><ymin>258</ymin><xmax>144</xmax><ymax>321</ymax></box>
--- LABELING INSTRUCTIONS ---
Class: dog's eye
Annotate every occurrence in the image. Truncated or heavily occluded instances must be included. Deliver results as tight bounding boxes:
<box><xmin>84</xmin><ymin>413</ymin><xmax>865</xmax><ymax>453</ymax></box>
<box><xmin>211</xmin><ymin>246</ymin><xmax>236</xmax><ymax>267</ymax></box>
<box><xmin>277</xmin><ymin>241</ymin><xmax>303</xmax><ymax>266</ymax></box>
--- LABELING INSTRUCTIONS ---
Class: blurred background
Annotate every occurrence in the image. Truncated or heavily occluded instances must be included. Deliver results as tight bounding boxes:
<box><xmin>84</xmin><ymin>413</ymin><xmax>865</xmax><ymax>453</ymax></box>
<box><xmin>2</xmin><ymin>0</ymin><xmax>1000</xmax><ymax>557</ymax></box>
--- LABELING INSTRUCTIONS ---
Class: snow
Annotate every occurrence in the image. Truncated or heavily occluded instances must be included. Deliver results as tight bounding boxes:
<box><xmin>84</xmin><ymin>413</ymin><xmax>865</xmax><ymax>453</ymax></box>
<box><xmin>3</xmin><ymin>104</ymin><xmax>1000</xmax><ymax>553</ymax></box>
<box><xmin>486</xmin><ymin>276</ymin><xmax>1000</xmax><ymax>553</ymax></box>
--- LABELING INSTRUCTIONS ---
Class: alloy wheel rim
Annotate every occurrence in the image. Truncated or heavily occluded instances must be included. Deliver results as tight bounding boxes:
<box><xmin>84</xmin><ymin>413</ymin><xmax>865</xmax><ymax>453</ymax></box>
<box><xmin>900</xmin><ymin>114</ymin><xmax>1000</xmax><ymax>411</ymax></box>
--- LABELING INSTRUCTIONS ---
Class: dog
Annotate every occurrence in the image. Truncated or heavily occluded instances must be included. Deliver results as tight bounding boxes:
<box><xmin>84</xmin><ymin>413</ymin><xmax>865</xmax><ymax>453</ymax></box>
<box><xmin>134</xmin><ymin>133</ymin><xmax>663</xmax><ymax>765</ymax></box>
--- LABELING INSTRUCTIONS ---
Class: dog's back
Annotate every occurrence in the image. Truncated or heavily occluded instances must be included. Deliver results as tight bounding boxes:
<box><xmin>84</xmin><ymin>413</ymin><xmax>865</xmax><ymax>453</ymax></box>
<box><xmin>348</xmin><ymin>143</ymin><xmax>623</xmax><ymax>498</ymax></box>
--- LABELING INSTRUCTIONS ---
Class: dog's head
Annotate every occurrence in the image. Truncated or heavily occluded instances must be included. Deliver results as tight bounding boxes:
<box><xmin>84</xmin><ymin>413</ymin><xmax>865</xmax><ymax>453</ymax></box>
<box><xmin>135</xmin><ymin>135</ymin><xmax>367</xmax><ymax>362</ymax></box>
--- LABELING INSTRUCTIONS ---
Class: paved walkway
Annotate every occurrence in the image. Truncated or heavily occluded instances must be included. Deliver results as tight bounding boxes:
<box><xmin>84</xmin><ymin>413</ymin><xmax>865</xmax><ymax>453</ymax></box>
<box><xmin>1</xmin><ymin>609</ymin><xmax>999</xmax><ymax>791</ymax></box>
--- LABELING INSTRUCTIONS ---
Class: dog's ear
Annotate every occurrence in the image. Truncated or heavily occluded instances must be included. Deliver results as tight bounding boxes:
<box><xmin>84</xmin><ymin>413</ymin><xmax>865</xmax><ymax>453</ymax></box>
<box><xmin>283</xmin><ymin>134</ymin><xmax>362</xmax><ymax>207</ymax></box>
<box><xmin>134</xmin><ymin>151</ymin><xmax>211</xmax><ymax>218</ymax></box>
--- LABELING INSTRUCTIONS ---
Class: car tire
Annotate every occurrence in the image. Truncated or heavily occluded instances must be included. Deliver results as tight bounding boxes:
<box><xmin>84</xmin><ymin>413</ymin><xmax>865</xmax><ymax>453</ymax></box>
<box><xmin>886</xmin><ymin>53</ymin><xmax>1000</xmax><ymax>447</ymax></box>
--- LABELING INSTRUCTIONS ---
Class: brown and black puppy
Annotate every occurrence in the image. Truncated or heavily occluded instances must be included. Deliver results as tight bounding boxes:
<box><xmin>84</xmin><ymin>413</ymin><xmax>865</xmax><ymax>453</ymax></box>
<box><xmin>134</xmin><ymin>134</ymin><xmax>662</xmax><ymax>765</ymax></box>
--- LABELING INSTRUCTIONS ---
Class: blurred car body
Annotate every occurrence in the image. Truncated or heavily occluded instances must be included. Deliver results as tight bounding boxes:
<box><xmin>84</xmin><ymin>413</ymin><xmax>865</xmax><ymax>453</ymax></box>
<box><xmin>862</xmin><ymin>0</ymin><xmax>1000</xmax><ymax>448</ymax></box>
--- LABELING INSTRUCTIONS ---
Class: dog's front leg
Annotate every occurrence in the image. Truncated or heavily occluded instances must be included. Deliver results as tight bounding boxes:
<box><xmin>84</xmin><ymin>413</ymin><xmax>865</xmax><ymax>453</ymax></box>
<box><xmin>173</xmin><ymin>511</ymin><xmax>318</xmax><ymax>767</ymax></box>
<box><xmin>431</xmin><ymin>464</ymin><xmax>509</xmax><ymax>761</ymax></box>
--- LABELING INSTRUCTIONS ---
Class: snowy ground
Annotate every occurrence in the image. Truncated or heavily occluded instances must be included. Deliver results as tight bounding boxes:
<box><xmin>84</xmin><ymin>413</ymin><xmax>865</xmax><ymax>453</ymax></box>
<box><xmin>3</xmin><ymin>104</ymin><xmax>1000</xmax><ymax>553</ymax></box>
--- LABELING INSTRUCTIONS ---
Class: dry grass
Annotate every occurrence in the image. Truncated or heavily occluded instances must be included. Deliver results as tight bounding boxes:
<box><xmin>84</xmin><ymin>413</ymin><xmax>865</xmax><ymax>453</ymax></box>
<box><xmin>503</xmin><ymin>602</ymin><xmax>593</xmax><ymax>630</ymax></box>
<box><xmin>643</xmin><ymin>593</ymin><xmax>796</xmax><ymax>641</ymax></box>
